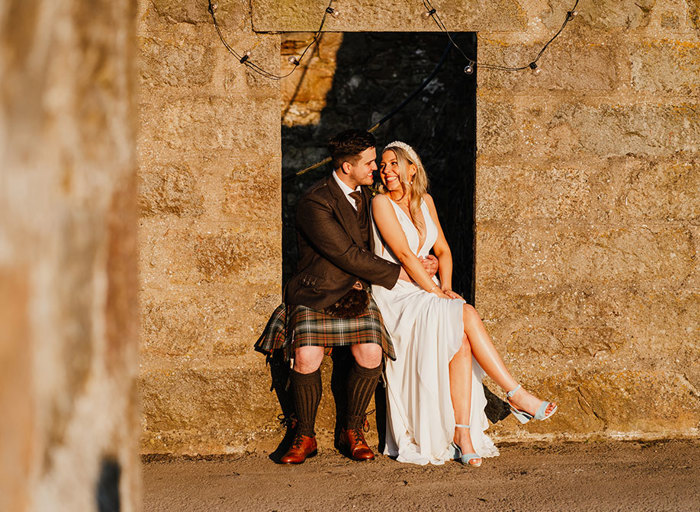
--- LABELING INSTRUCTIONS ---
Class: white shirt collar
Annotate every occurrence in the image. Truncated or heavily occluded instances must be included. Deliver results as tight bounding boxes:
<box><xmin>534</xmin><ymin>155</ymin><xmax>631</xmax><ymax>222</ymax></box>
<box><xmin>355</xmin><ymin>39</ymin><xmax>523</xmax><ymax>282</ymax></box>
<box><xmin>332</xmin><ymin>170</ymin><xmax>360</xmax><ymax>210</ymax></box>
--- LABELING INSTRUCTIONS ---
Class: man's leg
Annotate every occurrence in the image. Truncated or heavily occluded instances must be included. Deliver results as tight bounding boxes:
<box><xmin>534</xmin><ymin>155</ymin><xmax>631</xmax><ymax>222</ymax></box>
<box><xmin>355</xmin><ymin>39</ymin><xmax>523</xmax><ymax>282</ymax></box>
<box><xmin>340</xmin><ymin>343</ymin><xmax>382</xmax><ymax>460</ymax></box>
<box><xmin>280</xmin><ymin>345</ymin><xmax>324</xmax><ymax>464</ymax></box>
<box><xmin>290</xmin><ymin>346</ymin><xmax>324</xmax><ymax>437</ymax></box>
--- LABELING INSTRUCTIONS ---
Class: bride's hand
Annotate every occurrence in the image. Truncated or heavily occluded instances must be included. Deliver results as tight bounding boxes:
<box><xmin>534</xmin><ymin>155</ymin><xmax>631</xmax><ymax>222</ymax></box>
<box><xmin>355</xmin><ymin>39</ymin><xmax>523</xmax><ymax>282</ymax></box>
<box><xmin>429</xmin><ymin>286</ymin><xmax>451</xmax><ymax>299</ymax></box>
<box><xmin>443</xmin><ymin>289</ymin><xmax>464</xmax><ymax>300</ymax></box>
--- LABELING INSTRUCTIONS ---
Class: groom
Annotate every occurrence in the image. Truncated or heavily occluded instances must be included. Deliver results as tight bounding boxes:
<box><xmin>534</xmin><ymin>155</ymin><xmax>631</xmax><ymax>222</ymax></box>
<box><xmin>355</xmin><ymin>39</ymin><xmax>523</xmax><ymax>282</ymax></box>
<box><xmin>258</xmin><ymin>129</ymin><xmax>436</xmax><ymax>464</ymax></box>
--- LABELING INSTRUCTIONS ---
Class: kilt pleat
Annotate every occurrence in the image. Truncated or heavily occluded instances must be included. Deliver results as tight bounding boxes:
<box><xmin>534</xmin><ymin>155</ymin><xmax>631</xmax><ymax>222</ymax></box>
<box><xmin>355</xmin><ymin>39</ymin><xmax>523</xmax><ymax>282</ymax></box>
<box><xmin>254</xmin><ymin>299</ymin><xmax>395</xmax><ymax>361</ymax></box>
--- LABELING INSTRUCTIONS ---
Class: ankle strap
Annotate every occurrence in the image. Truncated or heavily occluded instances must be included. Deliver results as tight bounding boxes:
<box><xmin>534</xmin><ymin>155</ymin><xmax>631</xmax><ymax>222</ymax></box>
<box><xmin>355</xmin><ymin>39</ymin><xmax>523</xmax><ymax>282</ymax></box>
<box><xmin>506</xmin><ymin>384</ymin><xmax>521</xmax><ymax>398</ymax></box>
<box><xmin>455</xmin><ymin>424</ymin><xmax>471</xmax><ymax>429</ymax></box>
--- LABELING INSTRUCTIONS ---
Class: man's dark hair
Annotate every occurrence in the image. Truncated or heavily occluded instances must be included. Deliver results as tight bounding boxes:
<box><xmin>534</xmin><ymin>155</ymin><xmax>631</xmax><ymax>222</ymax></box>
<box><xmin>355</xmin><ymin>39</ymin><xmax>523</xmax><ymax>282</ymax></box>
<box><xmin>328</xmin><ymin>130</ymin><xmax>376</xmax><ymax>170</ymax></box>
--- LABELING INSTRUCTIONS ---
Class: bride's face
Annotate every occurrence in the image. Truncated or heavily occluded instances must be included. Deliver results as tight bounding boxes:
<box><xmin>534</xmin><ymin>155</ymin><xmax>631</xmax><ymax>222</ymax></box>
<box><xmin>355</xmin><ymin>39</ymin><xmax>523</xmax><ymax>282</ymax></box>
<box><xmin>380</xmin><ymin>150</ymin><xmax>415</xmax><ymax>193</ymax></box>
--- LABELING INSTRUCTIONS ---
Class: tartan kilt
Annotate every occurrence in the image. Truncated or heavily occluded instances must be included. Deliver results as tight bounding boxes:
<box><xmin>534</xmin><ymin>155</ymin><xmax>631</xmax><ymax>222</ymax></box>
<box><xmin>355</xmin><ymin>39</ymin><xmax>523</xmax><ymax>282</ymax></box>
<box><xmin>254</xmin><ymin>298</ymin><xmax>395</xmax><ymax>361</ymax></box>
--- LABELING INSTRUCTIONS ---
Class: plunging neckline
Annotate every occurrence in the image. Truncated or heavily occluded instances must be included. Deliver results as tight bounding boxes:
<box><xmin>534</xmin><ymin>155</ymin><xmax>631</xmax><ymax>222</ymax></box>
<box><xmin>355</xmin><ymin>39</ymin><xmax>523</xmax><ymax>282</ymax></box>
<box><xmin>388</xmin><ymin>196</ymin><xmax>428</xmax><ymax>256</ymax></box>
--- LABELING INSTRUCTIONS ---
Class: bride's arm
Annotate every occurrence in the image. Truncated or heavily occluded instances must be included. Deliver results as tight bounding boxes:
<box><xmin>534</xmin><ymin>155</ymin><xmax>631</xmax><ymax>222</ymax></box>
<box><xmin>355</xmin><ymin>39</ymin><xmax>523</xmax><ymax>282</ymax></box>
<box><xmin>372</xmin><ymin>194</ymin><xmax>449</xmax><ymax>298</ymax></box>
<box><xmin>423</xmin><ymin>194</ymin><xmax>454</xmax><ymax>292</ymax></box>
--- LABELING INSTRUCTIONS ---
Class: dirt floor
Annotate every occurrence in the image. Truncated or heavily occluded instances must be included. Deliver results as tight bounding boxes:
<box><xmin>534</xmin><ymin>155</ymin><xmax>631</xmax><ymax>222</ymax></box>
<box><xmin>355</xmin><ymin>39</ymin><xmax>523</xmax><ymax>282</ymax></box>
<box><xmin>143</xmin><ymin>439</ymin><xmax>699</xmax><ymax>512</ymax></box>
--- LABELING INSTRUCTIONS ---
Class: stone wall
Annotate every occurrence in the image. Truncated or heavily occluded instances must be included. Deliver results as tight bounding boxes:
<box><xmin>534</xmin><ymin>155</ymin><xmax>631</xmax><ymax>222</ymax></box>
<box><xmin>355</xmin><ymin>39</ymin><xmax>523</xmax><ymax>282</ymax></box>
<box><xmin>0</xmin><ymin>1</ymin><xmax>140</xmax><ymax>510</ymax></box>
<box><xmin>138</xmin><ymin>0</ymin><xmax>699</xmax><ymax>455</ymax></box>
<box><xmin>137</xmin><ymin>0</ymin><xmax>282</xmax><ymax>454</ymax></box>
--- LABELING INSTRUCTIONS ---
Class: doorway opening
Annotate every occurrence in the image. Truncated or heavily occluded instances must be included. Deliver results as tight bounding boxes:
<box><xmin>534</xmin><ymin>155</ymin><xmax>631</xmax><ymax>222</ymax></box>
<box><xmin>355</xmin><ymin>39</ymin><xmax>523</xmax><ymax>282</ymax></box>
<box><xmin>281</xmin><ymin>32</ymin><xmax>477</xmax><ymax>301</ymax></box>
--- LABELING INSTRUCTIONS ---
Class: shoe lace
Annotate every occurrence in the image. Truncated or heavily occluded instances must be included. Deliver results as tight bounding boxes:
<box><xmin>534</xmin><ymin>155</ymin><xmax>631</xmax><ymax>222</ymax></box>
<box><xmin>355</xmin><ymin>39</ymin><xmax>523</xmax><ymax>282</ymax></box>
<box><xmin>362</xmin><ymin>409</ymin><xmax>374</xmax><ymax>433</ymax></box>
<box><xmin>277</xmin><ymin>413</ymin><xmax>297</xmax><ymax>429</ymax></box>
<box><xmin>291</xmin><ymin>435</ymin><xmax>305</xmax><ymax>449</ymax></box>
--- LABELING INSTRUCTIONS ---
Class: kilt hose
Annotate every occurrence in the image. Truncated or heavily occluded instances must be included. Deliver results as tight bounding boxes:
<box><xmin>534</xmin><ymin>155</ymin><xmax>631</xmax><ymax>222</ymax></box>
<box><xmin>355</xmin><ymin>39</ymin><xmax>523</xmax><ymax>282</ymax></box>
<box><xmin>255</xmin><ymin>299</ymin><xmax>396</xmax><ymax>362</ymax></box>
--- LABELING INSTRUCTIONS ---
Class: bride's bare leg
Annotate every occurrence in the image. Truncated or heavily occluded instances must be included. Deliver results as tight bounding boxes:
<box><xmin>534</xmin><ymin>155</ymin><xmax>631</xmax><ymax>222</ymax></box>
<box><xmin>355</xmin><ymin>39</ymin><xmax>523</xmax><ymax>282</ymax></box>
<box><xmin>449</xmin><ymin>334</ymin><xmax>480</xmax><ymax>462</ymax></box>
<box><xmin>462</xmin><ymin>304</ymin><xmax>557</xmax><ymax>416</ymax></box>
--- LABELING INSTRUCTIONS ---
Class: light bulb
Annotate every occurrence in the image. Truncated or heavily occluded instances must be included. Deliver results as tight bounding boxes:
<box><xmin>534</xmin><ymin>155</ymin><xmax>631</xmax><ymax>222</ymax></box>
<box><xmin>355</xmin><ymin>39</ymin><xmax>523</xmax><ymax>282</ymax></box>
<box><xmin>423</xmin><ymin>9</ymin><xmax>436</xmax><ymax>18</ymax></box>
<box><xmin>529</xmin><ymin>62</ymin><xmax>540</xmax><ymax>74</ymax></box>
<box><xmin>288</xmin><ymin>56</ymin><xmax>299</xmax><ymax>65</ymax></box>
<box><xmin>464</xmin><ymin>63</ymin><xmax>474</xmax><ymax>75</ymax></box>
<box><xmin>326</xmin><ymin>7</ymin><xmax>340</xmax><ymax>17</ymax></box>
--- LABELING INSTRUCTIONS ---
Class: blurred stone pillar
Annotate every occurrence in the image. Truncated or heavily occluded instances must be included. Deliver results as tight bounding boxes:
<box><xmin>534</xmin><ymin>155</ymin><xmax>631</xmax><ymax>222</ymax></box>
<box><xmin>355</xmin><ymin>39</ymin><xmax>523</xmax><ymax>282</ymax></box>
<box><xmin>0</xmin><ymin>1</ymin><xmax>140</xmax><ymax>511</ymax></box>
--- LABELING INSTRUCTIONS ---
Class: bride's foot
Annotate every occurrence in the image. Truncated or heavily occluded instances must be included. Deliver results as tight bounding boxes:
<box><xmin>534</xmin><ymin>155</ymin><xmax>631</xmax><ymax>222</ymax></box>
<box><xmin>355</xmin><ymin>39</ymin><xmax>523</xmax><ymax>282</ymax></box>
<box><xmin>452</xmin><ymin>424</ymin><xmax>482</xmax><ymax>467</ymax></box>
<box><xmin>506</xmin><ymin>385</ymin><xmax>557</xmax><ymax>423</ymax></box>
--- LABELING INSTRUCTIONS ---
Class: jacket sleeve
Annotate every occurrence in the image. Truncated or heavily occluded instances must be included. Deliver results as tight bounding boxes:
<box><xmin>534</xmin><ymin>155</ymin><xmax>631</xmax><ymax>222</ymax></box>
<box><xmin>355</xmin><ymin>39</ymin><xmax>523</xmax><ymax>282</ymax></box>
<box><xmin>296</xmin><ymin>195</ymin><xmax>400</xmax><ymax>289</ymax></box>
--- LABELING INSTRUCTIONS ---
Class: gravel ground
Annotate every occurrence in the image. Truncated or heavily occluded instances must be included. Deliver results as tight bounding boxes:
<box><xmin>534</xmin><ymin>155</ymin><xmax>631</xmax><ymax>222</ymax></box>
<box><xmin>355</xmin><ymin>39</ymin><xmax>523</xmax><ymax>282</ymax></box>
<box><xmin>143</xmin><ymin>439</ymin><xmax>699</xmax><ymax>512</ymax></box>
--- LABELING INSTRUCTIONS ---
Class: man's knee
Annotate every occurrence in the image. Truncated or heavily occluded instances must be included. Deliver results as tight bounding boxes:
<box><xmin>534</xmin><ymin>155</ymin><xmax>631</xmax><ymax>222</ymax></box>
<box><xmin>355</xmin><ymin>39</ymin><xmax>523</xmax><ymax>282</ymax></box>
<box><xmin>294</xmin><ymin>346</ymin><xmax>324</xmax><ymax>374</ymax></box>
<box><xmin>351</xmin><ymin>343</ymin><xmax>382</xmax><ymax>368</ymax></box>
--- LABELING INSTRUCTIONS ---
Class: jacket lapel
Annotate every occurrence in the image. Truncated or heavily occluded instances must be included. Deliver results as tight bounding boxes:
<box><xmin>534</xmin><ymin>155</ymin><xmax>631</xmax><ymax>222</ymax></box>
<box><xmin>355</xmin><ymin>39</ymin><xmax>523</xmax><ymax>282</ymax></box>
<box><xmin>327</xmin><ymin>175</ymin><xmax>364</xmax><ymax>247</ymax></box>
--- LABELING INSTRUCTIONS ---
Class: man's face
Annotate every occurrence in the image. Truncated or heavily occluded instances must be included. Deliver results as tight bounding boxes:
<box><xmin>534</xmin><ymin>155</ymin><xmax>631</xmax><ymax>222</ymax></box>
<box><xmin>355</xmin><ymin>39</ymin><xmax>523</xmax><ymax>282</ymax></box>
<box><xmin>342</xmin><ymin>147</ymin><xmax>377</xmax><ymax>188</ymax></box>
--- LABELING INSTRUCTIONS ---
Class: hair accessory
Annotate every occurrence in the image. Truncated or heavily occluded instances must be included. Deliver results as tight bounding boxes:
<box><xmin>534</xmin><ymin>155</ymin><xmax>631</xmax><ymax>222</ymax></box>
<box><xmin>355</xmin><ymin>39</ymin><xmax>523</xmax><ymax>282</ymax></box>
<box><xmin>384</xmin><ymin>140</ymin><xmax>421</xmax><ymax>167</ymax></box>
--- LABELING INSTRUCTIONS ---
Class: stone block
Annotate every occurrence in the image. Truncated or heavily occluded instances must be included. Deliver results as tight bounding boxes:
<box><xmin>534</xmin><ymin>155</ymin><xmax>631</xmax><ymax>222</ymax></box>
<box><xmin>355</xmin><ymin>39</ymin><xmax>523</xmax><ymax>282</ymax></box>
<box><xmin>222</xmin><ymin>160</ymin><xmax>281</xmax><ymax>225</ymax></box>
<box><xmin>140</xmin><ymin>366</ymin><xmax>278</xmax><ymax>451</ymax></box>
<box><xmin>476</xmin><ymin>153</ymin><xmax>699</xmax><ymax>224</ymax></box>
<box><xmin>250</xmin><ymin>0</ymin><xmax>526</xmax><ymax>32</ymax></box>
<box><xmin>139</xmin><ymin>37</ymin><xmax>215</xmax><ymax>88</ymax></box>
<box><xmin>542</xmin><ymin>0</ymin><xmax>655</xmax><ymax>31</ymax></box>
<box><xmin>195</xmin><ymin>229</ymin><xmax>279</xmax><ymax>283</ymax></box>
<box><xmin>139</xmin><ymin>164</ymin><xmax>204</xmax><ymax>217</ymax></box>
<box><xmin>149</xmin><ymin>96</ymin><xmax>280</xmax><ymax>154</ymax></box>
<box><xmin>630</xmin><ymin>40</ymin><xmax>700</xmax><ymax>94</ymax></box>
<box><xmin>475</xmin><ymin>223</ymin><xmax>695</xmax><ymax>293</ymax></box>
<box><xmin>603</xmin><ymin>154</ymin><xmax>699</xmax><ymax>223</ymax></box>
<box><xmin>476</xmin><ymin>99</ymin><xmax>517</xmax><ymax>156</ymax></box>
<box><xmin>149</xmin><ymin>0</ymin><xmax>246</xmax><ymax>26</ymax></box>
<box><xmin>486</xmin><ymin>101</ymin><xmax>700</xmax><ymax>159</ymax></box>
<box><xmin>475</xmin><ymin>164</ymin><xmax>594</xmax><ymax>222</ymax></box>
<box><xmin>475</xmin><ymin>288</ymin><xmax>698</xmax><ymax>379</ymax></box>
<box><xmin>478</xmin><ymin>38</ymin><xmax>619</xmax><ymax>91</ymax></box>
<box><xmin>548</xmin><ymin>370</ymin><xmax>699</xmax><ymax>435</ymax></box>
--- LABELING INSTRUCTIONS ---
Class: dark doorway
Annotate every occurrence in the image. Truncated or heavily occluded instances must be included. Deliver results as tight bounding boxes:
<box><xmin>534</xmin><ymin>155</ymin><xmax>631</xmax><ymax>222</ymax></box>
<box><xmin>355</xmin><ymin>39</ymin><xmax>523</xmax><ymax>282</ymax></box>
<box><xmin>282</xmin><ymin>32</ymin><xmax>477</xmax><ymax>301</ymax></box>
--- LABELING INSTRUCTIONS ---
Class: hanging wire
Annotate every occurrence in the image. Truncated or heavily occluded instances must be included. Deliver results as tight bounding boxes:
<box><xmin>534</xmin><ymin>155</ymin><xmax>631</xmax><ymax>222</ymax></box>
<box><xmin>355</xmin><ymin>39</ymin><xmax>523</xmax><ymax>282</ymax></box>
<box><xmin>207</xmin><ymin>0</ymin><xmax>337</xmax><ymax>80</ymax></box>
<box><xmin>284</xmin><ymin>41</ymin><xmax>453</xmax><ymax>181</ymax></box>
<box><xmin>422</xmin><ymin>0</ymin><xmax>580</xmax><ymax>72</ymax></box>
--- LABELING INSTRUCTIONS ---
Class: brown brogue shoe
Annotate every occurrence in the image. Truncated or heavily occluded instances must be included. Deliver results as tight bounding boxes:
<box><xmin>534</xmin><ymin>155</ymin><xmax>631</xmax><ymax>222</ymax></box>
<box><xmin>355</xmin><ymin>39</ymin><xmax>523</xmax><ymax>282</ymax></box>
<box><xmin>339</xmin><ymin>428</ymin><xmax>375</xmax><ymax>461</ymax></box>
<box><xmin>280</xmin><ymin>434</ymin><xmax>317</xmax><ymax>464</ymax></box>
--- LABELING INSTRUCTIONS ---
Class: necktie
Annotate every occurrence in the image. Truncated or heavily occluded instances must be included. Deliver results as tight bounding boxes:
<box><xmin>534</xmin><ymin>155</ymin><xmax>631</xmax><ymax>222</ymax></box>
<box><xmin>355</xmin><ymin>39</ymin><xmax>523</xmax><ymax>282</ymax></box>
<box><xmin>349</xmin><ymin>190</ymin><xmax>363</xmax><ymax>212</ymax></box>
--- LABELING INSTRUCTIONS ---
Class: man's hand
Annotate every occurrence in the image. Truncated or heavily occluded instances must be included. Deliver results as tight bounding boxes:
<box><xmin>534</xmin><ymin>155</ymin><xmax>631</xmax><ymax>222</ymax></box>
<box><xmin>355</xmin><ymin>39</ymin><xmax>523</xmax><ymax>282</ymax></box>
<box><xmin>421</xmin><ymin>255</ymin><xmax>439</xmax><ymax>277</ymax></box>
<box><xmin>397</xmin><ymin>255</ymin><xmax>439</xmax><ymax>282</ymax></box>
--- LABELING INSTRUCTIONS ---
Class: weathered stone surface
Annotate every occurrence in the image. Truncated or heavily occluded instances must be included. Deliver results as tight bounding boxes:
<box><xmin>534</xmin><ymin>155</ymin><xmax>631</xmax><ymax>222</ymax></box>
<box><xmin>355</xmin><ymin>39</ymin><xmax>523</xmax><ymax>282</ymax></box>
<box><xmin>630</xmin><ymin>40</ymin><xmax>700</xmax><ymax>94</ymax></box>
<box><xmin>478</xmin><ymin>38</ymin><xmax>619</xmax><ymax>91</ymax></box>
<box><xmin>139</xmin><ymin>164</ymin><xmax>205</xmax><ymax>217</ymax></box>
<box><xmin>222</xmin><ymin>160</ymin><xmax>281</xmax><ymax>222</ymax></box>
<box><xmin>476</xmin><ymin>222</ymin><xmax>695</xmax><ymax>293</ymax></box>
<box><xmin>149</xmin><ymin>0</ymin><xmax>246</xmax><ymax>26</ymax></box>
<box><xmin>476</xmin><ymin>99</ymin><xmax>517</xmax><ymax>155</ymax></box>
<box><xmin>251</xmin><ymin>0</ymin><xmax>527</xmax><ymax>32</ymax></box>
<box><xmin>140</xmin><ymin>37</ymin><xmax>215</xmax><ymax>87</ymax></box>
<box><xmin>478</xmin><ymin>100</ymin><xmax>700</xmax><ymax>158</ymax></box>
<box><xmin>476</xmin><ymin>154</ymin><xmax>699</xmax><ymax>223</ymax></box>
<box><xmin>140</xmin><ymin>366</ymin><xmax>281</xmax><ymax>453</ymax></box>
<box><xmin>542</xmin><ymin>0</ymin><xmax>656</xmax><ymax>31</ymax></box>
<box><xmin>147</xmin><ymin>96</ymin><xmax>279</xmax><ymax>152</ymax></box>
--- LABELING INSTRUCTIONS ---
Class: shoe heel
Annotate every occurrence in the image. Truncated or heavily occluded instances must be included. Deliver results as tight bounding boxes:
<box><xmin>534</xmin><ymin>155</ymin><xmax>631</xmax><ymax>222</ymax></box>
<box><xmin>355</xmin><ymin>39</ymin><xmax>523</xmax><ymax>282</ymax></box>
<box><xmin>509</xmin><ymin>407</ymin><xmax>533</xmax><ymax>424</ymax></box>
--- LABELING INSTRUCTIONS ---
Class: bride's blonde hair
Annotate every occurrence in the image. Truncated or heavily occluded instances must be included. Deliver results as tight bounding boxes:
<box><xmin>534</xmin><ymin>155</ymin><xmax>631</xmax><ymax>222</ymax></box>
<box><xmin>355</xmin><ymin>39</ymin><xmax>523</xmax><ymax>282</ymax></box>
<box><xmin>379</xmin><ymin>143</ymin><xmax>429</xmax><ymax>239</ymax></box>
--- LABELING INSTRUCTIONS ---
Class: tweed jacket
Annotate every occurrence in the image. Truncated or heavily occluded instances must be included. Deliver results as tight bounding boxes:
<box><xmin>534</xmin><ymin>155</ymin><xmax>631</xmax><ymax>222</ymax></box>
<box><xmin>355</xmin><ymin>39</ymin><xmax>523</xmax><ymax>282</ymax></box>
<box><xmin>285</xmin><ymin>174</ymin><xmax>401</xmax><ymax>310</ymax></box>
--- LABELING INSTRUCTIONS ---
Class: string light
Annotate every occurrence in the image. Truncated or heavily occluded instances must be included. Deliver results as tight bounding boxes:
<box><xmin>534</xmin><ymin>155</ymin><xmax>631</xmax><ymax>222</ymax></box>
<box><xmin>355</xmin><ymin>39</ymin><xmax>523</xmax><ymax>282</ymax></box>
<box><xmin>210</xmin><ymin>0</ymin><xmax>580</xmax><ymax>80</ymax></box>
<box><xmin>208</xmin><ymin>0</ymin><xmax>337</xmax><ymax>80</ymax></box>
<box><xmin>422</xmin><ymin>0</ymin><xmax>580</xmax><ymax>73</ymax></box>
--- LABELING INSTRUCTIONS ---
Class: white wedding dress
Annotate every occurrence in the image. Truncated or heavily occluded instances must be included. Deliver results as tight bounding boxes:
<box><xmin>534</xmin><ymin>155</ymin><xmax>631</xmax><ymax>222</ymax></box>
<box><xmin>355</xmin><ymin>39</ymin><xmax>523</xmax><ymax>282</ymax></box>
<box><xmin>371</xmin><ymin>197</ymin><xmax>499</xmax><ymax>465</ymax></box>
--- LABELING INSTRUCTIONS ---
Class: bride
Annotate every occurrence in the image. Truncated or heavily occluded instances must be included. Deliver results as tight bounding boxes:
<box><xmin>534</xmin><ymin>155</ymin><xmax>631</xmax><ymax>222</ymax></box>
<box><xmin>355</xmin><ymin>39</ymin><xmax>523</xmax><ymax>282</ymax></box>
<box><xmin>371</xmin><ymin>141</ymin><xmax>557</xmax><ymax>466</ymax></box>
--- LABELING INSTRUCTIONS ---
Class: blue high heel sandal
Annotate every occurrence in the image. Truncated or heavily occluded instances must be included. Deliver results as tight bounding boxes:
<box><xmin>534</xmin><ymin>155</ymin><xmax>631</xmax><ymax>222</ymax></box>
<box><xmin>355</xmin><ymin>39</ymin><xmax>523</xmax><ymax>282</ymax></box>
<box><xmin>506</xmin><ymin>384</ymin><xmax>558</xmax><ymax>424</ymax></box>
<box><xmin>451</xmin><ymin>424</ymin><xmax>482</xmax><ymax>467</ymax></box>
